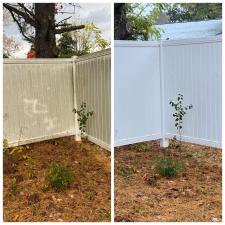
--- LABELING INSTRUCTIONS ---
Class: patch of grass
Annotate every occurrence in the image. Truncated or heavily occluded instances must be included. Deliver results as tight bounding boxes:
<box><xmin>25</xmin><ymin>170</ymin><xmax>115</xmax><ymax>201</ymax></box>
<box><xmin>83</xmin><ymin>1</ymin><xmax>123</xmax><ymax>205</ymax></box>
<box><xmin>134</xmin><ymin>143</ymin><xmax>151</xmax><ymax>152</ymax></box>
<box><xmin>153</xmin><ymin>156</ymin><xmax>184</xmax><ymax>178</ymax></box>
<box><xmin>186</xmin><ymin>150</ymin><xmax>200</xmax><ymax>158</ymax></box>
<box><xmin>119</xmin><ymin>166</ymin><xmax>134</xmax><ymax>179</ymax></box>
<box><xmin>46</xmin><ymin>162</ymin><xmax>75</xmax><ymax>190</ymax></box>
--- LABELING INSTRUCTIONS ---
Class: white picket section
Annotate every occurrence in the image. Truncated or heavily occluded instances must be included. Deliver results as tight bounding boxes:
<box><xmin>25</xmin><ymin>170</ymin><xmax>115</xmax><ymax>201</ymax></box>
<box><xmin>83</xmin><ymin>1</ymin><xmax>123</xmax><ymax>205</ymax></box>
<box><xmin>3</xmin><ymin>49</ymin><xmax>111</xmax><ymax>150</ymax></box>
<box><xmin>115</xmin><ymin>36</ymin><xmax>222</xmax><ymax>148</ymax></box>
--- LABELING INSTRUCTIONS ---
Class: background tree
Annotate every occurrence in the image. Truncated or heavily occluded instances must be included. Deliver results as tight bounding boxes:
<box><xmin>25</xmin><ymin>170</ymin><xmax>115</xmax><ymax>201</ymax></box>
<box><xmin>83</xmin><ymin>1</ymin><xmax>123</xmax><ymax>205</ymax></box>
<box><xmin>57</xmin><ymin>23</ymin><xmax>109</xmax><ymax>58</ymax></box>
<box><xmin>3</xmin><ymin>35</ymin><xmax>21</xmax><ymax>58</ymax></box>
<box><xmin>164</xmin><ymin>3</ymin><xmax>222</xmax><ymax>23</ymax></box>
<box><xmin>3</xmin><ymin>3</ymin><xmax>85</xmax><ymax>58</ymax></box>
<box><xmin>114</xmin><ymin>3</ymin><xmax>164</xmax><ymax>40</ymax></box>
<box><xmin>3</xmin><ymin>9</ymin><xmax>21</xmax><ymax>58</ymax></box>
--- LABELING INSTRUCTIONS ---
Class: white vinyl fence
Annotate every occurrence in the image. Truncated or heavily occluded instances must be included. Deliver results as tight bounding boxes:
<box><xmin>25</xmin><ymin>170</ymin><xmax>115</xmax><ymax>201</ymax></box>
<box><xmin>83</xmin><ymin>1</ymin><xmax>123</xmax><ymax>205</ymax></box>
<box><xmin>3</xmin><ymin>49</ymin><xmax>111</xmax><ymax>150</ymax></box>
<box><xmin>115</xmin><ymin>36</ymin><xmax>221</xmax><ymax>148</ymax></box>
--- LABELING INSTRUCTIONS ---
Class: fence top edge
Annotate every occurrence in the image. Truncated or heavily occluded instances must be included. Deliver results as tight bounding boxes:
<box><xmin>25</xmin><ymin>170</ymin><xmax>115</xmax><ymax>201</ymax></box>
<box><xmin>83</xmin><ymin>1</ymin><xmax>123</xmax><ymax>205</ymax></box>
<box><xmin>115</xmin><ymin>35</ymin><xmax>221</xmax><ymax>47</ymax></box>
<box><xmin>75</xmin><ymin>48</ymin><xmax>111</xmax><ymax>62</ymax></box>
<box><xmin>3</xmin><ymin>48</ymin><xmax>111</xmax><ymax>64</ymax></box>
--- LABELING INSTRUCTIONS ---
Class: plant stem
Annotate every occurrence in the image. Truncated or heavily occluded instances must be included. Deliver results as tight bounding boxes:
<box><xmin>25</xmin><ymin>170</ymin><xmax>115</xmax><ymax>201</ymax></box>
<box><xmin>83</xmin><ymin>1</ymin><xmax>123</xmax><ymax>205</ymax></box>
<box><xmin>178</xmin><ymin>128</ymin><xmax>181</xmax><ymax>150</ymax></box>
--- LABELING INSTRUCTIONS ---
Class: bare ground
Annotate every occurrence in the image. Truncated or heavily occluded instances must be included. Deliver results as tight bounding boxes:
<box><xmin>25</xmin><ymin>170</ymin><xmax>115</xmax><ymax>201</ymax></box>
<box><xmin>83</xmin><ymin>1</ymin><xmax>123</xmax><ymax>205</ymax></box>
<box><xmin>115</xmin><ymin>140</ymin><xmax>222</xmax><ymax>222</ymax></box>
<box><xmin>4</xmin><ymin>136</ymin><xmax>111</xmax><ymax>222</ymax></box>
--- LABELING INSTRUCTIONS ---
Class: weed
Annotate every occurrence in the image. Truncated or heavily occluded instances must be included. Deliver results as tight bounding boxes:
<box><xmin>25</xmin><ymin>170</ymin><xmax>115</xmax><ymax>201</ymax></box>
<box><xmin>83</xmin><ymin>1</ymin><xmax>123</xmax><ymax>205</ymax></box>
<box><xmin>11</xmin><ymin>178</ymin><xmax>18</xmax><ymax>195</ymax></box>
<box><xmin>25</xmin><ymin>156</ymin><xmax>36</xmax><ymax>179</ymax></box>
<box><xmin>119</xmin><ymin>167</ymin><xmax>134</xmax><ymax>179</ymax></box>
<box><xmin>40</xmin><ymin>183</ymin><xmax>49</xmax><ymax>192</ymax></box>
<box><xmin>134</xmin><ymin>143</ymin><xmax>151</xmax><ymax>152</ymax></box>
<box><xmin>153</xmin><ymin>156</ymin><xmax>184</xmax><ymax>178</ymax></box>
<box><xmin>46</xmin><ymin>162</ymin><xmax>75</xmax><ymax>190</ymax></box>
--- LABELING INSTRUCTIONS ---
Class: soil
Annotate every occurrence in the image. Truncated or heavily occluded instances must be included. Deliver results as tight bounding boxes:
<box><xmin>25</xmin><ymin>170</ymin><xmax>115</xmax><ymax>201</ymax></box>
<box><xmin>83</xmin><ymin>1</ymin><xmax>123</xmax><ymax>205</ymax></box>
<box><xmin>3</xmin><ymin>136</ymin><xmax>111</xmax><ymax>222</ymax></box>
<box><xmin>114</xmin><ymin>140</ymin><xmax>222</xmax><ymax>222</ymax></box>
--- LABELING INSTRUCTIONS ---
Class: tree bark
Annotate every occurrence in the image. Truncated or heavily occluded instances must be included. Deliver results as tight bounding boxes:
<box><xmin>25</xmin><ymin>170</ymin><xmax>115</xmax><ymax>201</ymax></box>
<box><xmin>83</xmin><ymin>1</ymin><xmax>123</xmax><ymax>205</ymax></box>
<box><xmin>114</xmin><ymin>3</ymin><xmax>130</xmax><ymax>40</ymax></box>
<box><xmin>34</xmin><ymin>3</ymin><xmax>58</xmax><ymax>58</ymax></box>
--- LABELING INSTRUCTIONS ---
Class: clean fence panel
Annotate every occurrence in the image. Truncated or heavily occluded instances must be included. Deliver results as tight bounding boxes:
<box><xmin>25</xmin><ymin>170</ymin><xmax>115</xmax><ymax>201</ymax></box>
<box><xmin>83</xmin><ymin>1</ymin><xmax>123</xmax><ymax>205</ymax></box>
<box><xmin>115</xmin><ymin>36</ymin><xmax>222</xmax><ymax>148</ymax></box>
<box><xmin>114</xmin><ymin>41</ymin><xmax>162</xmax><ymax>146</ymax></box>
<box><xmin>163</xmin><ymin>37</ymin><xmax>222</xmax><ymax>148</ymax></box>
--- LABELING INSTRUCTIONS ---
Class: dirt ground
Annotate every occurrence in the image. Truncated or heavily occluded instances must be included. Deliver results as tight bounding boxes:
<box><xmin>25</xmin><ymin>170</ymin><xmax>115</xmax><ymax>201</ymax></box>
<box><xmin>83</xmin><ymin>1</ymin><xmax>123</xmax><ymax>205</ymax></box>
<box><xmin>3</xmin><ymin>136</ymin><xmax>111</xmax><ymax>222</ymax></box>
<box><xmin>115</xmin><ymin>140</ymin><xmax>222</xmax><ymax>222</ymax></box>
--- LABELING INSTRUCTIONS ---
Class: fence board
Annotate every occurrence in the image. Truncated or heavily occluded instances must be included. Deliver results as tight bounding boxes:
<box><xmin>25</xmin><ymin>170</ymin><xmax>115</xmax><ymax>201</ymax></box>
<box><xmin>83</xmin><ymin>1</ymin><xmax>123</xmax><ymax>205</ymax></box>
<box><xmin>3</xmin><ymin>49</ymin><xmax>111</xmax><ymax>150</ymax></box>
<box><xmin>115</xmin><ymin>36</ymin><xmax>221</xmax><ymax>148</ymax></box>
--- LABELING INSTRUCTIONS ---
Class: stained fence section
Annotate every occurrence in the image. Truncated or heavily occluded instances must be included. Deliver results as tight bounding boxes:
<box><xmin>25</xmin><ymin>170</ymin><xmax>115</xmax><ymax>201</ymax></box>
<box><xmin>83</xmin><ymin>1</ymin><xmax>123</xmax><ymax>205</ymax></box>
<box><xmin>115</xmin><ymin>36</ymin><xmax>222</xmax><ymax>148</ymax></box>
<box><xmin>3</xmin><ymin>59</ymin><xmax>75</xmax><ymax>145</ymax></box>
<box><xmin>163</xmin><ymin>37</ymin><xmax>222</xmax><ymax>148</ymax></box>
<box><xmin>3</xmin><ymin>49</ymin><xmax>111</xmax><ymax>150</ymax></box>
<box><xmin>75</xmin><ymin>49</ymin><xmax>111</xmax><ymax>149</ymax></box>
<box><xmin>114</xmin><ymin>41</ymin><xmax>162</xmax><ymax>146</ymax></box>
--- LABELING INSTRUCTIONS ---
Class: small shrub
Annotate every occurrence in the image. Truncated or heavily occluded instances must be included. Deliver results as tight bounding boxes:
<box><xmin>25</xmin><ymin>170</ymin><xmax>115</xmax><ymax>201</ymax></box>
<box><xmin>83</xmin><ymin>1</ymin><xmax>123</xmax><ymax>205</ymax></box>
<box><xmin>169</xmin><ymin>94</ymin><xmax>193</xmax><ymax>150</ymax></box>
<box><xmin>46</xmin><ymin>162</ymin><xmax>74</xmax><ymax>190</ymax></box>
<box><xmin>153</xmin><ymin>156</ymin><xmax>183</xmax><ymax>178</ymax></box>
<box><xmin>72</xmin><ymin>102</ymin><xmax>94</xmax><ymax>138</ymax></box>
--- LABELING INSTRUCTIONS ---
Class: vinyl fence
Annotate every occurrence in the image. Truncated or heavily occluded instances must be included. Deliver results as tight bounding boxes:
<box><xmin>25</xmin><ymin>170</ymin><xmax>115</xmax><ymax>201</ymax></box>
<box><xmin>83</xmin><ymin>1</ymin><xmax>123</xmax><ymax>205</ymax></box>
<box><xmin>115</xmin><ymin>36</ymin><xmax>221</xmax><ymax>148</ymax></box>
<box><xmin>3</xmin><ymin>49</ymin><xmax>111</xmax><ymax>150</ymax></box>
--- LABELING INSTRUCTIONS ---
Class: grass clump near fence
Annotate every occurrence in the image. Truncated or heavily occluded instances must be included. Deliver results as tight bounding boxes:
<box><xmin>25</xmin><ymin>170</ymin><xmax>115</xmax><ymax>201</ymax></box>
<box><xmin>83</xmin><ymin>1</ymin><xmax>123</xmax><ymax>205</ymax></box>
<box><xmin>46</xmin><ymin>162</ymin><xmax>75</xmax><ymax>190</ymax></box>
<box><xmin>153</xmin><ymin>156</ymin><xmax>184</xmax><ymax>178</ymax></box>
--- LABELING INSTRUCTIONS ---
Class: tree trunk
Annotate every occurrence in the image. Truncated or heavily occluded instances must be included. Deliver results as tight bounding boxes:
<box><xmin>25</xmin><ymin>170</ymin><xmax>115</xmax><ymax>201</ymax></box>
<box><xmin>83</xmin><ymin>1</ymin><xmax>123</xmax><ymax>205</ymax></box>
<box><xmin>35</xmin><ymin>3</ymin><xmax>58</xmax><ymax>58</ymax></box>
<box><xmin>114</xmin><ymin>3</ymin><xmax>130</xmax><ymax>40</ymax></box>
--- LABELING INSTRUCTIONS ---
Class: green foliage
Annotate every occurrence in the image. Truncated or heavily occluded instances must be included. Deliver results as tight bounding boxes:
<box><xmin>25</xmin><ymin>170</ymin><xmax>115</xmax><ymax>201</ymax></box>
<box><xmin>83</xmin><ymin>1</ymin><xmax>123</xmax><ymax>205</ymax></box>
<box><xmin>57</xmin><ymin>23</ymin><xmax>110</xmax><ymax>57</ymax></box>
<box><xmin>169</xmin><ymin>94</ymin><xmax>193</xmax><ymax>149</ymax></box>
<box><xmin>134</xmin><ymin>143</ymin><xmax>151</xmax><ymax>152</ymax></box>
<box><xmin>73</xmin><ymin>102</ymin><xmax>94</xmax><ymax>138</ymax></box>
<box><xmin>125</xmin><ymin>3</ymin><xmax>164</xmax><ymax>40</ymax></box>
<box><xmin>153</xmin><ymin>156</ymin><xmax>183</xmax><ymax>177</ymax></box>
<box><xmin>46</xmin><ymin>162</ymin><xmax>74</xmax><ymax>190</ymax></box>
<box><xmin>164</xmin><ymin>3</ymin><xmax>222</xmax><ymax>23</ymax></box>
<box><xmin>11</xmin><ymin>177</ymin><xmax>18</xmax><ymax>194</ymax></box>
<box><xmin>119</xmin><ymin>166</ymin><xmax>135</xmax><ymax>179</ymax></box>
<box><xmin>25</xmin><ymin>156</ymin><xmax>35</xmax><ymax>179</ymax></box>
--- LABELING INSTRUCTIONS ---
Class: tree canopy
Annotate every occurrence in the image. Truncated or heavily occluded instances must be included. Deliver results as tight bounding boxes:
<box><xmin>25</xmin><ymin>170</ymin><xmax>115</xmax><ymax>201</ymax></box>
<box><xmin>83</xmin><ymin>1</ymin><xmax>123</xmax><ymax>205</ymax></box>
<box><xmin>114</xmin><ymin>3</ymin><xmax>222</xmax><ymax>40</ymax></box>
<box><xmin>3</xmin><ymin>3</ymin><xmax>85</xmax><ymax>57</ymax></box>
<box><xmin>164</xmin><ymin>3</ymin><xmax>222</xmax><ymax>23</ymax></box>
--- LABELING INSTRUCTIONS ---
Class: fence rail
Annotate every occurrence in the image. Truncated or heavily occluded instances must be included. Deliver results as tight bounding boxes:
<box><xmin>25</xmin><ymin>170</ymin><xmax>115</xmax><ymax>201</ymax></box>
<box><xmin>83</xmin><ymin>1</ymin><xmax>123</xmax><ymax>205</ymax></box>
<box><xmin>115</xmin><ymin>36</ymin><xmax>221</xmax><ymax>148</ymax></box>
<box><xmin>3</xmin><ymin>49</ymin><xmax>111</xmax><ymax>150</ymax></box>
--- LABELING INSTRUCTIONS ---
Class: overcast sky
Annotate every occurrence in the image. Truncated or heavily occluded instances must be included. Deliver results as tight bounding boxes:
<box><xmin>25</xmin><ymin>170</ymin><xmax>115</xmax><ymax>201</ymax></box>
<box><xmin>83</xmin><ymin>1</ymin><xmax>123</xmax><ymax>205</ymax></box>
<box><xmin>4</xmin><ymin>3</ymin><xmax>111</xmax><ymax>58</ymax></box>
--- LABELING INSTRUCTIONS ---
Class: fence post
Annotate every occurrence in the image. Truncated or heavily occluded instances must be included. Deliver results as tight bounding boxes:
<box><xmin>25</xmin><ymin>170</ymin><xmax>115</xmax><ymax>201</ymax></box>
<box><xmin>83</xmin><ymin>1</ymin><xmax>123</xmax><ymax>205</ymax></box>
<box><xmin>72</xmin><ymin>56</ymin><xmax>81</xmax><ymax>141</ymax></box>
<box><xmin>159</xmin><ymin>40</ymin><xmax>169</xmax><ymax>147</ymax></box>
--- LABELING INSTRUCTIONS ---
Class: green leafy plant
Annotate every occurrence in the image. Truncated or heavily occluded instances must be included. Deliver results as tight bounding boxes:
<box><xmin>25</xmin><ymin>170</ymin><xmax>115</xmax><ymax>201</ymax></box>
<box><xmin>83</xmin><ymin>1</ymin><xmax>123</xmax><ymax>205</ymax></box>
<box><xmin>169</xmin><ymin>94</ymin><xmax>193</xmax><ymax>149</ymax></box>
<box><xmin>25</xmin><ymin>156</ymin><xmax>35</xmax><ymax>179</ymax></box>
<box><xmin>11</xmin><ymin>177</ymin><xmax>18</xmax><ymax>195</ymax></box>
<box><xmin>72</xmin><ymin>102</ymin><xmax>94</xmax><ymax>138</ymax></box>
<box><xmin>134</xmin><ymin>143</ymin><xmax>151</xmax><ymax>152</ymax></box>
<box><xmin>46</xmin><ymin>162</ymin><xmax>74</xmax><ymax>190</ymax></box>
<box><xmin>153</xmin><ymin>156</ymin><xmax>183</xmax><ymax>178</ymax></box>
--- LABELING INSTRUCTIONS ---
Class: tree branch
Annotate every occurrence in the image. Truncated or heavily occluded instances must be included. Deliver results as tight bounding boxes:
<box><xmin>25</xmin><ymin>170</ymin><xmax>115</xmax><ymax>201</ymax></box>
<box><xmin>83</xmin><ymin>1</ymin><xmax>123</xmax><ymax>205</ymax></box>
<box><xmin>55</xmin><ymin>16</ymin><xmax>72</xmax><ymax>27</ymax></box>
<box><xmin>3</xmin><ymin>3</ymin><xmax>36</xmax><ymax>27</ymax></box>
<box><xmin>9</xmin><ymin>10</ymin><xmax>34</xmax><ymax>43</ymax></box>
<box><xmin>17</xmin><ymin>3</ymin><xmax>35</xmax><ymax>19</ymax></box>
<box><xmin>54</xmin><ymin>25</ymin><xmax>85</xmax><ymax>34</ymax></box>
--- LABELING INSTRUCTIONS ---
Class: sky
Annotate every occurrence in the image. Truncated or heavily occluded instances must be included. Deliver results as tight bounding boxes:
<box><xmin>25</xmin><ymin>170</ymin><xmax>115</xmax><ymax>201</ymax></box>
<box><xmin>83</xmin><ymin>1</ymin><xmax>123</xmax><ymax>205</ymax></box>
<box><xmin>4</xmin><ymin>3</ymin><xmax>111</xmax><ymax>58</ymax></box>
